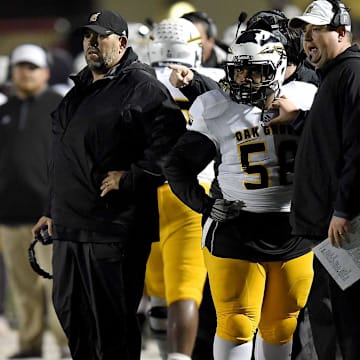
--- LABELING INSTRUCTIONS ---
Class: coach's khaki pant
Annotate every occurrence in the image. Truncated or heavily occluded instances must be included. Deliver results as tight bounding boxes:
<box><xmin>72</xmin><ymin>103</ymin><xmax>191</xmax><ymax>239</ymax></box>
<box><xmin>0</xmin><ymin>224</ymin><xmax>67</xmax><ymax>352</ymax></box>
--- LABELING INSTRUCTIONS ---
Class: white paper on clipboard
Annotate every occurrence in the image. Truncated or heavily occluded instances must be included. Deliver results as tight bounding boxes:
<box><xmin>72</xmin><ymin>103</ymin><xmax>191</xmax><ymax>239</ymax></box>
<box><xmin>313</xmin><ymin>214</ymin><xmax>360</xmax><ymax>290</ymax></box>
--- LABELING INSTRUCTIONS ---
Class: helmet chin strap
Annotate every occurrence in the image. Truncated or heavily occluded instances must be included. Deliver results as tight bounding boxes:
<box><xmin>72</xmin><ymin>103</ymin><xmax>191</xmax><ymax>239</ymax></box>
<box><xmin>247</xmin><ymin>85</ymin><xmax>273</xmax><ymax>108</ymax></box>
<box><xmin>254</xmin><ymin>88</ymin><xmax>269</xmax><ymax>108</ymax></box>
<box><xmin>229</xmin><ymin>83</ymin><xmax>272</xmax><ymax>107</ymax></box>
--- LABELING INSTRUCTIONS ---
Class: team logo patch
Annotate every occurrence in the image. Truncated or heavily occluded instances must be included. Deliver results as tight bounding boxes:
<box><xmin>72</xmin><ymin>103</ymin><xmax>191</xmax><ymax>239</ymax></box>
<box><xmin>305</xmin><ymin>4</ymin><xmax>315</xmax><ymax>14</ymax></box>
<box><xmin>89</xmin><ymin>12</ymin><xmax>101</xmax><ymax>22</ymax></box>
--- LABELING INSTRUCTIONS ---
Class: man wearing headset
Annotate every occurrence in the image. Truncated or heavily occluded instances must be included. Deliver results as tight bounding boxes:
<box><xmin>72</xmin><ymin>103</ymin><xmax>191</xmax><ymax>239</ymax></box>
<box><xmin>285</xmin><ymin>1</ymin><xmax>360</xmax><ymax>359</ymax></box>
<box><xmin>182</xmin><ymin>12</ymin><xmax>227</xmax><ymax>68</ymax></box>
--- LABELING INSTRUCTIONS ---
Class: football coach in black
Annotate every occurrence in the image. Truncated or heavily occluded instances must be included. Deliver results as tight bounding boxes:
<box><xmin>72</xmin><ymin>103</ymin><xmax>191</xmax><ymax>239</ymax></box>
<box><xmin>32</xmin><ymin>9</ymin><xmax>186</xmax><ymax>360</ymax></box>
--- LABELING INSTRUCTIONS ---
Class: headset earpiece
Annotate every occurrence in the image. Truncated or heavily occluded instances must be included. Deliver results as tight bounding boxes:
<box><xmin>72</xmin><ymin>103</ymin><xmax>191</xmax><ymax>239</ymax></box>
<box><xmin>326</xmin><ymin>0</ymin><xmax>351</xmax><ymax>28</ymax></box>
<box><xmin>182</xmin><ymin>11</ymin><xmax>217</xmax><ymax>39</ymax></box>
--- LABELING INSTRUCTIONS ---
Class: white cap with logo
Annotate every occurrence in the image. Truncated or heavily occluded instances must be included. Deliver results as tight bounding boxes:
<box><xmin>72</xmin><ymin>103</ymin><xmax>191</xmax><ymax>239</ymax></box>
<box><xmin>289</xmin><ymin>0</ymin><xmax>351</xmax><ymax>32</ymax></box>
<box><xmin>11</xmin><ymin>44</ymin><xmax>48</xmax><ymax>68</ymax></box>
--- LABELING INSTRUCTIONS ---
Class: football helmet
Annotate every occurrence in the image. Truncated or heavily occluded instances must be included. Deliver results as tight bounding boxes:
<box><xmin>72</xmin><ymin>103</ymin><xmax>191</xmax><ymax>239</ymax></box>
<box><xmin>246</xmin><ymin>10</ymin><xmax>302</xmax><ymax>65</ymax></box>
<box><xmin>225</xmin><ymin>29</ymin><xmax>287</xmax><ymax>106</ymax></box>
<box><xmin>147</xmin><ymin>17</ymin><xmax>202</xmax><ymax>68</ymax></box>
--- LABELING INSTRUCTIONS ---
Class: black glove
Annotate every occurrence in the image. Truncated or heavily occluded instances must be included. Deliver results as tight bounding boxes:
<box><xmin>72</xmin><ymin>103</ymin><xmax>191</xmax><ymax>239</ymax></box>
<box><xmin>209</xmin><ymin>199</ymin><xmax>245</xmax><ymax>222</ymax></box>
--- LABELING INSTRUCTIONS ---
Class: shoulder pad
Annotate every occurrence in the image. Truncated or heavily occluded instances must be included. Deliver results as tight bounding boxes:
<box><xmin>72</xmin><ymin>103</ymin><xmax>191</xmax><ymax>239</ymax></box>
<box><xmin>197</xmin><ymin>90</ymin><xmax>230</xmax><ymax>120</ymax></box>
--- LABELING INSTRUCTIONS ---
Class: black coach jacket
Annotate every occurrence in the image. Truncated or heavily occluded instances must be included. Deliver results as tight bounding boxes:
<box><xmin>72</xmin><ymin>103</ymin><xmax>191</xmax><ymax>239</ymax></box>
<box><xmin>50</xmin><ymin>47</ymin><xmax>186</xmax><ymax>241</ymax></box>
<box><xmin>291</xmin><ymin>45</ymin><xmax>360</xmax><ymax>238</ymax></box>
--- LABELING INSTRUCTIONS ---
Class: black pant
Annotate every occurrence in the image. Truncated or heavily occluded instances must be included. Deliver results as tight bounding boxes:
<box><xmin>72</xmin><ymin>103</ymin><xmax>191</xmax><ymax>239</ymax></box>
<box><xmin>292</xmin><ymin>257</ymin><xmax>340</xmax><ymax>360</ymax></box>
<box><xmin>294</xmin><ymin>244</ymin><xmax>360</xmax><ymax>360</ymax></box>
<box><xmin>329</xmin><ymin>273</ymin><xmax>360</xmax><ymax>360</ymax></box>
<box><xmin>52</xmin><ymin>226</ymin><xmax>151</xmax><ymax>360</ymax></box>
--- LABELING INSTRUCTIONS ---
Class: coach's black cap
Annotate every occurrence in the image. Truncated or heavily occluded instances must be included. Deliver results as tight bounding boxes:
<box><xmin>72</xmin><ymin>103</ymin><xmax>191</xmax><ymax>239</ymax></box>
<box><xmin>79</xmin><ymin>10</ymin><xmax>128</xmax><ymax>37</ymax></box>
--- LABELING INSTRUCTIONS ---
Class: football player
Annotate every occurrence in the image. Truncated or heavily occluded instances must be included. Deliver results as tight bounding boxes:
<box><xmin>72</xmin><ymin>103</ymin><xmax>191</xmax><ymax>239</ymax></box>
<box><xmin>163</xmin><ymin>29</ymin><xmax>315</xmax><ymax>360</ymax></box>
<box><xmin>144</xmin><ymin>17</ymin><xmax>224</xmax><ymax>360</ymax></box>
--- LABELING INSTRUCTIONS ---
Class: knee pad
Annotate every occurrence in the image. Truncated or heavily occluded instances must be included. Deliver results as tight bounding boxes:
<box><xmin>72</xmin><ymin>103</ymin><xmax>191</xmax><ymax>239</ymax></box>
<box><xmin>259</xmin><ymin>317</ymin><xmax>297</xmax><ymax>344</ymax></box>
<box><xmin>218</xmin><ymin>313</ymin><xmax>255</xmax><ymax>343</ymax></box>
<box><xmin>148</xmin><ymin>306</ymin><xmax>168</xmax><ymax>334</ymax></box>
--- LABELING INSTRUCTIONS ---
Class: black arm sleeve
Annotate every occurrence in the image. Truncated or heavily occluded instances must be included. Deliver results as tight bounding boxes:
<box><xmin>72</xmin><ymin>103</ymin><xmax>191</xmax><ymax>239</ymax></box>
<box><xmin>180</xmin><ymin>71</ymin><xmax>221</xmax><ymax>103</ymax></box>
<box><xmin>119</xmin><ymin>82</ymin><xmax>187</xmax><ymax>193</ymax></box>
<box><xmin>163</xmin><ymin>130</ymin><xmax>217</xmax><ymax>215</ymax></box>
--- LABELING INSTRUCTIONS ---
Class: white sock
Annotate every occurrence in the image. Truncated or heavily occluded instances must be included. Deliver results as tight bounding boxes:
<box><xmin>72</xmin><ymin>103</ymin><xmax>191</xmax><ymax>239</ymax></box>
<box><xmin>213</xmin><ymin>334</ymin><xmax>252</xmax><ymax>360</ymax></box>
<box><xmin>254</xmin><ymin>335</ymin><xmax>292</xmax><ymax>360</ymax></box>
<box><xmin>167</xmin><ymin>353</ymin><xmax>191</xmax><ymax>360</ymax></box>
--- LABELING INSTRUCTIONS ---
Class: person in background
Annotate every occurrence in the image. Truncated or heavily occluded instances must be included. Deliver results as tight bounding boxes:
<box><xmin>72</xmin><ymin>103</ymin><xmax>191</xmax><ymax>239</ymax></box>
<box><xmin>32</xmin><ymin>9</ymin><xmax>185</xmax><ymax>360</ymax></box>
<box><xmin>181</xmin><ymin>11</ymin><xmax>227</xmax><ymax>67</ymax></box>
<box><xmin>0</xmin><ymin>43</ymin><xmax>69</xmax><ymax>359</ymax></box>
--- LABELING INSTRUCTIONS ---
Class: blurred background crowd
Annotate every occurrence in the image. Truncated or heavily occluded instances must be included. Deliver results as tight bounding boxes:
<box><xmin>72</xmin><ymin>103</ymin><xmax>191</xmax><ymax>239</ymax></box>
<box><xmin>0</xmin><ymin>0</ymin><xmax>359</xmax><ymax>98</ymax></box>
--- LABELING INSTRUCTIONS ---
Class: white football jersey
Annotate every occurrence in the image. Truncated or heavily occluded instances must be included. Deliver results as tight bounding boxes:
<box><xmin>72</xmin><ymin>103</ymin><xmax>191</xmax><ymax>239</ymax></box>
<box><xmin>188</xmin><ymin>80</ymin><xmax>315</xmax><ymax>213</ymax></box>
<box><xmin>155</xmin><ymin>66</ymin><xmax>225</xmax><ymax>184</ymax></box>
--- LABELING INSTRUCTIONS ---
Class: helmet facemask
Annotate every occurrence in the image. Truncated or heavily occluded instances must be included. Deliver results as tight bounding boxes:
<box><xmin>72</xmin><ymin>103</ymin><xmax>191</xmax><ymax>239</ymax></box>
<box><xmin>226</xmin><ymin>60</ymin><xmax>279</xmax><ymax>106</ymax></box>
<box><xmin>226</xmin><ymin>29</ymin><xmax>287</xmax><ymax>109</ymax></box>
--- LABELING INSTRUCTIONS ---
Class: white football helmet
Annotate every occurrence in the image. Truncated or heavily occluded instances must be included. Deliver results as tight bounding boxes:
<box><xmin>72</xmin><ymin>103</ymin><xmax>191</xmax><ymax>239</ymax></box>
<box><xmin>147</xmin><ymin>17</ymin><xmax>202</xmax><ymax>68</ymax></box>
<box><xmin>225</xmin><ymin>29</ymin><xmax>287</xmax><ymax>106</ymax></box>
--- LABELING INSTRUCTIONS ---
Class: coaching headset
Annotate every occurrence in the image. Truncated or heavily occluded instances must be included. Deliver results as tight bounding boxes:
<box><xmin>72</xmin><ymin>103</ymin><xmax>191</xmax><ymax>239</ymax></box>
<box><xmin>326</xmin><ymin>0</ymin><xmax>351</xmax><ymax>28</ymax></box>
<box><xmin>246</xmin><ymin>9</ymin><xmax>301</xmax><ymax>65</ymax></box>
<box><xmin>182</xmin><ymin>11</ymin><xmax>218</xmax><ymax>39</ymax></box>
